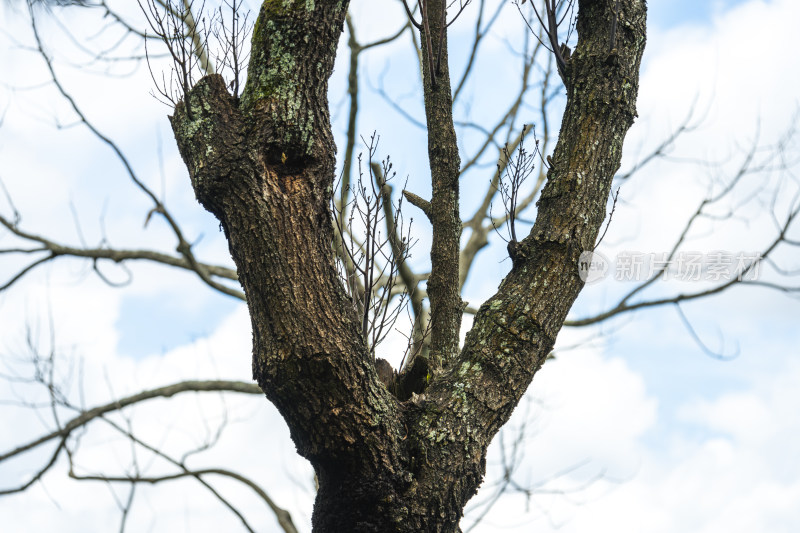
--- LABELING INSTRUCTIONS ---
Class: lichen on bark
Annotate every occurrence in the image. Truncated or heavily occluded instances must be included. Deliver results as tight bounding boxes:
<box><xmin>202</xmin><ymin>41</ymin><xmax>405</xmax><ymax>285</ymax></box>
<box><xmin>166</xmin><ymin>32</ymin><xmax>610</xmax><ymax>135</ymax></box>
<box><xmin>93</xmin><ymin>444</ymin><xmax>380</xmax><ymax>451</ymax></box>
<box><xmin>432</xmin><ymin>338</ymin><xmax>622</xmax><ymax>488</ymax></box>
<box><xmin>164</xmin><ymin>0</ymin><xmax>648</xmax><ymax>531</ymax></box>
<box><xmin>239</xmin><ymin>0</ymin><xmax>345</xmax><ymax>158</ymax></box>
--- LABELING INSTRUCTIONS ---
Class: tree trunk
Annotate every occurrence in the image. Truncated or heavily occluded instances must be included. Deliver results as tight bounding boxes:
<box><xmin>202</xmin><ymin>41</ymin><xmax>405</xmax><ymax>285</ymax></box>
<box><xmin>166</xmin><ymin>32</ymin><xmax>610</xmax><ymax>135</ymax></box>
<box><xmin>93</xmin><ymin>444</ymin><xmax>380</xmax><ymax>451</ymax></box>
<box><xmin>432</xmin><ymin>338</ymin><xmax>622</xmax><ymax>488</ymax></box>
<box><xmin>169</xmin><ymin>0</ymin><xmax>647</xmax><ymax>531</ymax></box>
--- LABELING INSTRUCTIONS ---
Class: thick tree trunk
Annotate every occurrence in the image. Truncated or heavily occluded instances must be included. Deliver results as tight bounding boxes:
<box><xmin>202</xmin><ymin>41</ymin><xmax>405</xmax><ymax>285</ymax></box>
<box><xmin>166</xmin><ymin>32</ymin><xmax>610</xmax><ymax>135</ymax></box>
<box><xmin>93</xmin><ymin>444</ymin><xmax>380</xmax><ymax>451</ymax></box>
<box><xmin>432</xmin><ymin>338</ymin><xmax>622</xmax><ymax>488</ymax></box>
<box><xmin>169</xmin><ymin>0</ymin><xmax>647</xmax><ymax>531</ymax></box>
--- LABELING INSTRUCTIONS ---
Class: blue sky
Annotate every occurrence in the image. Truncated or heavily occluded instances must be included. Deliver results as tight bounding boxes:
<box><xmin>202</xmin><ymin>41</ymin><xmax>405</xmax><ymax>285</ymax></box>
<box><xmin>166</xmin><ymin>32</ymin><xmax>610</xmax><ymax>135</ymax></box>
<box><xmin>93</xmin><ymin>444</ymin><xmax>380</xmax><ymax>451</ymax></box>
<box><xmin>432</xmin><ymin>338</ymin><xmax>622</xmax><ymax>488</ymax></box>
<box><xmin>1</xmin><ymin>0</ymin><xmax>799</xmax><ymax>531</ymax></box>
<box><xmin>115</xmin><ymin>289</ymin><xmax>239</xmax><ymax>357</ymax></box>
<box><xmin>649</xmin><ymin>0</ymin><xmax>751</xmax><ymax>30</ymax></box>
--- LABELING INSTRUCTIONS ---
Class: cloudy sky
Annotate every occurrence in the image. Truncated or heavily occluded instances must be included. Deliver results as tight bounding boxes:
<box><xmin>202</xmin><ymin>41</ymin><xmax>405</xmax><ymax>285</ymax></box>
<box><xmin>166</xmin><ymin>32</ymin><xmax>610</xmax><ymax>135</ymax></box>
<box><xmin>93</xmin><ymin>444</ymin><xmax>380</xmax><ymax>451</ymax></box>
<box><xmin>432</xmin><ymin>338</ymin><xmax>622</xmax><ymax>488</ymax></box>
<box><xmin>1</xmin><ymin>0</ymin><xmax>799</xmax><ymax>531</ymax></box>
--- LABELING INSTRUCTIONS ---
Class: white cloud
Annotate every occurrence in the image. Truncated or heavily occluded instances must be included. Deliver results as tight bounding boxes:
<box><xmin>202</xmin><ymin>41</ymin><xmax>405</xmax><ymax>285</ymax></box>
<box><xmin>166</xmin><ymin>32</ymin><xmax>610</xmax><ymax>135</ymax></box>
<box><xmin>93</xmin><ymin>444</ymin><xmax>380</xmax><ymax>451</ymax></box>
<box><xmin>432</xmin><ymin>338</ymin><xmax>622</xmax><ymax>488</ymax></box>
<box><xmin>678</xmin><ymin>360</ymin><xmax>800</xmax><ymax>483</ymax></box>
<box><xmin>0</xmin><ymin>297</ymin><xmax>314</xmax><ymax>532</ymax></box>
<box><xmin>468</xmin><ymin>354</ymin><xmax>800</xmax><ymax>533</ymax></box>
<box><xmin>463</xmin><ymin>337</ymin><xmax>656</xmax><ymax>532</ymax></box>
<box><xmin>609</xmin><ymin>0</ymin><xmax>800</xmax><ymax>255</ymax></box>
<box><xmin>468</xmin><ymin>1</ymin><xmax>800</xmax><ymax>531</ymax></box>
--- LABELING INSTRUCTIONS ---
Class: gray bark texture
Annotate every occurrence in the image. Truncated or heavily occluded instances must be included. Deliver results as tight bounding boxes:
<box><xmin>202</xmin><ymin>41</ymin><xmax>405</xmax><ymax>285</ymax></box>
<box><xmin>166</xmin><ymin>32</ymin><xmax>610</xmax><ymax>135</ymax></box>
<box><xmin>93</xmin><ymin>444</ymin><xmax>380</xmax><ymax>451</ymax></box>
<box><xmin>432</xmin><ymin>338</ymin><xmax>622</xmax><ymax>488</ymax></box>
<box><xmin>169</xmin><ymin>0</ymin><xmax>647</xmax><ymax>530</ymax></box>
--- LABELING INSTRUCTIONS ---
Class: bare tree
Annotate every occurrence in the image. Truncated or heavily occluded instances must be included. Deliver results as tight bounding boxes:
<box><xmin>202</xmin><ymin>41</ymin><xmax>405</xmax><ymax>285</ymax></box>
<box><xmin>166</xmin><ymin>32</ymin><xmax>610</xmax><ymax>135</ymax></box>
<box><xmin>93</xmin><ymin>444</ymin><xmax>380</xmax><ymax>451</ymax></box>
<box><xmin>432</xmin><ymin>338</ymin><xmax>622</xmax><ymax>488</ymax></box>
<box><xmin>1</xmin><ymin>0</ymin><xmax>798</xmax><ymax>531</ymax></box>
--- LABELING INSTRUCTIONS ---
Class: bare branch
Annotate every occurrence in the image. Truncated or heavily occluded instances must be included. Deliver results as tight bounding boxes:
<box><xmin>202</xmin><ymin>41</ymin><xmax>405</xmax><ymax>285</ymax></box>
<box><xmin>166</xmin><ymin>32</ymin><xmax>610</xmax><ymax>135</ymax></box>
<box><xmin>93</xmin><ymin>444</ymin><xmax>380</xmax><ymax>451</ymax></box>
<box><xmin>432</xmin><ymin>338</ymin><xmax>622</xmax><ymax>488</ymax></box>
<box><xmin>453</xmin><ymin>0</ymin><xmax>504</xmax><ymax>102</ymax></box>
<box><xmin>332</xmin><ymin>134</ymin><xmax>415</xmax><ymax>360</ymax></box>
<box><xmin>71</xmin><ymin>467</ymin><xmax>299</xmax><ymax>533</ymax></box>
<box><xmin>25</xmin><ymin>10</ymin><xmax>243</xmax><ymax>299</ymax></box>
<box><xmin>516</xmin><ymin>0</ymin><xmax>576</xmax><ymax>85</ymax></box>
<box><xmin>0</xmin><ymin>212</ymin><xmax>241</xmax><ymax>296</ymax></box>
<box><xmin>0</xmin><ymin>380</ymin><xmax>261</xmax><ymax>465</ymax></box>
<box><xmin>402</xmin><ymin>189</ymin><xmax>432</xmax><ymax>220</ymax></box>
<box><xmin>493</xmin><ymin>124</ymin><xmax>541</xmax><ymax>248</ymax></box>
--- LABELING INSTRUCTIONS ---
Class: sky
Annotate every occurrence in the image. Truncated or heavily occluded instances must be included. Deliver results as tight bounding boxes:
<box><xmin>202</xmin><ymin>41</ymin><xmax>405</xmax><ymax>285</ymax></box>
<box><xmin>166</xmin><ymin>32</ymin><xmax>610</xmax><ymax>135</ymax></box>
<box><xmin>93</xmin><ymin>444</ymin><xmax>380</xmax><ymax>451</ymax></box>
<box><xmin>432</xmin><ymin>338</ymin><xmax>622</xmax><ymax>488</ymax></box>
<box><xmin>1</xmin><ymin>0</ymin><xmax>799</xmax><ymax>532</ymax></box>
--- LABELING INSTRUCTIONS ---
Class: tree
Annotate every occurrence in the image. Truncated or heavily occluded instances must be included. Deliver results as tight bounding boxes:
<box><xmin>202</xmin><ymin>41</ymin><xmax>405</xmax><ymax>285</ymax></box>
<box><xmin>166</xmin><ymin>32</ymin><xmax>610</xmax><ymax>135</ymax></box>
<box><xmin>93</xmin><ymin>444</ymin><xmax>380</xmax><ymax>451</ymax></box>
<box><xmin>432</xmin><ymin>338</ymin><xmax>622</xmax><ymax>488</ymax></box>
<box><xmin>166</xmin><ymin>0</ymin><xmax>646</xmax><ymax>528</ymax></box>
<box><xmin>1</xmin><ymin>0</ymin><xmax>798</xmax><ymax>531</ymax></box>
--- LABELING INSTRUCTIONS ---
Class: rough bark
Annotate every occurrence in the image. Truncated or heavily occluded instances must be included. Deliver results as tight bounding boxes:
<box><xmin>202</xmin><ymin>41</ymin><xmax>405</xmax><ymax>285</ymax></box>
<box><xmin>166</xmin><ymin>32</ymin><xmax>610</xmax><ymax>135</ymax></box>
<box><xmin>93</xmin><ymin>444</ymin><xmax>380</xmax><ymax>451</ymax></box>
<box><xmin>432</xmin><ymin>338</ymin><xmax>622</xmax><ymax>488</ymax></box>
<box><xmin>168</xmin><ymin>0</ymin><xmax>647</xmax><ymax>531</ymax></box>
<box><xmin>419</xmin><ymin>0</ymin><xmax>464</xmax><ymax>372</ymax></box>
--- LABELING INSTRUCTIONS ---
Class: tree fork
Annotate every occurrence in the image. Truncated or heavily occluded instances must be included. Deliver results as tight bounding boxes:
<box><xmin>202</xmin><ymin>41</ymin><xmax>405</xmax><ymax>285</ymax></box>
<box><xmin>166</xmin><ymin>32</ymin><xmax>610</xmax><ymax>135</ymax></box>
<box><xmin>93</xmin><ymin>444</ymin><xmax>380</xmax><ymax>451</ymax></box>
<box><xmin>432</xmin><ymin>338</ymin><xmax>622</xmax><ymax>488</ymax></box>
<box><xmin>399</xmin><ymin>0</ymin><xmax>648</xmax><ymax>529</ymax></box>
<box><xmin>167</xmin><ymin>0</ymin><xmax>647</xmax><ymax>531</ymax></box>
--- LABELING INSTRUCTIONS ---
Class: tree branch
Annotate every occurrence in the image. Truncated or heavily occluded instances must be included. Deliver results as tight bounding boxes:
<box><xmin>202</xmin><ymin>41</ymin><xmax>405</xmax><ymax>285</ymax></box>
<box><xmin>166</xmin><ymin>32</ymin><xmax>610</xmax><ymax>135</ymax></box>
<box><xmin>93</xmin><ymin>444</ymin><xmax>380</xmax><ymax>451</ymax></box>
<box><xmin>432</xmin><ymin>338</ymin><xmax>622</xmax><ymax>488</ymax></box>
<box><xmin>0</xmin><ymin>380</ymin><xmax>261</xmax><ymax>465</ymax></box>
